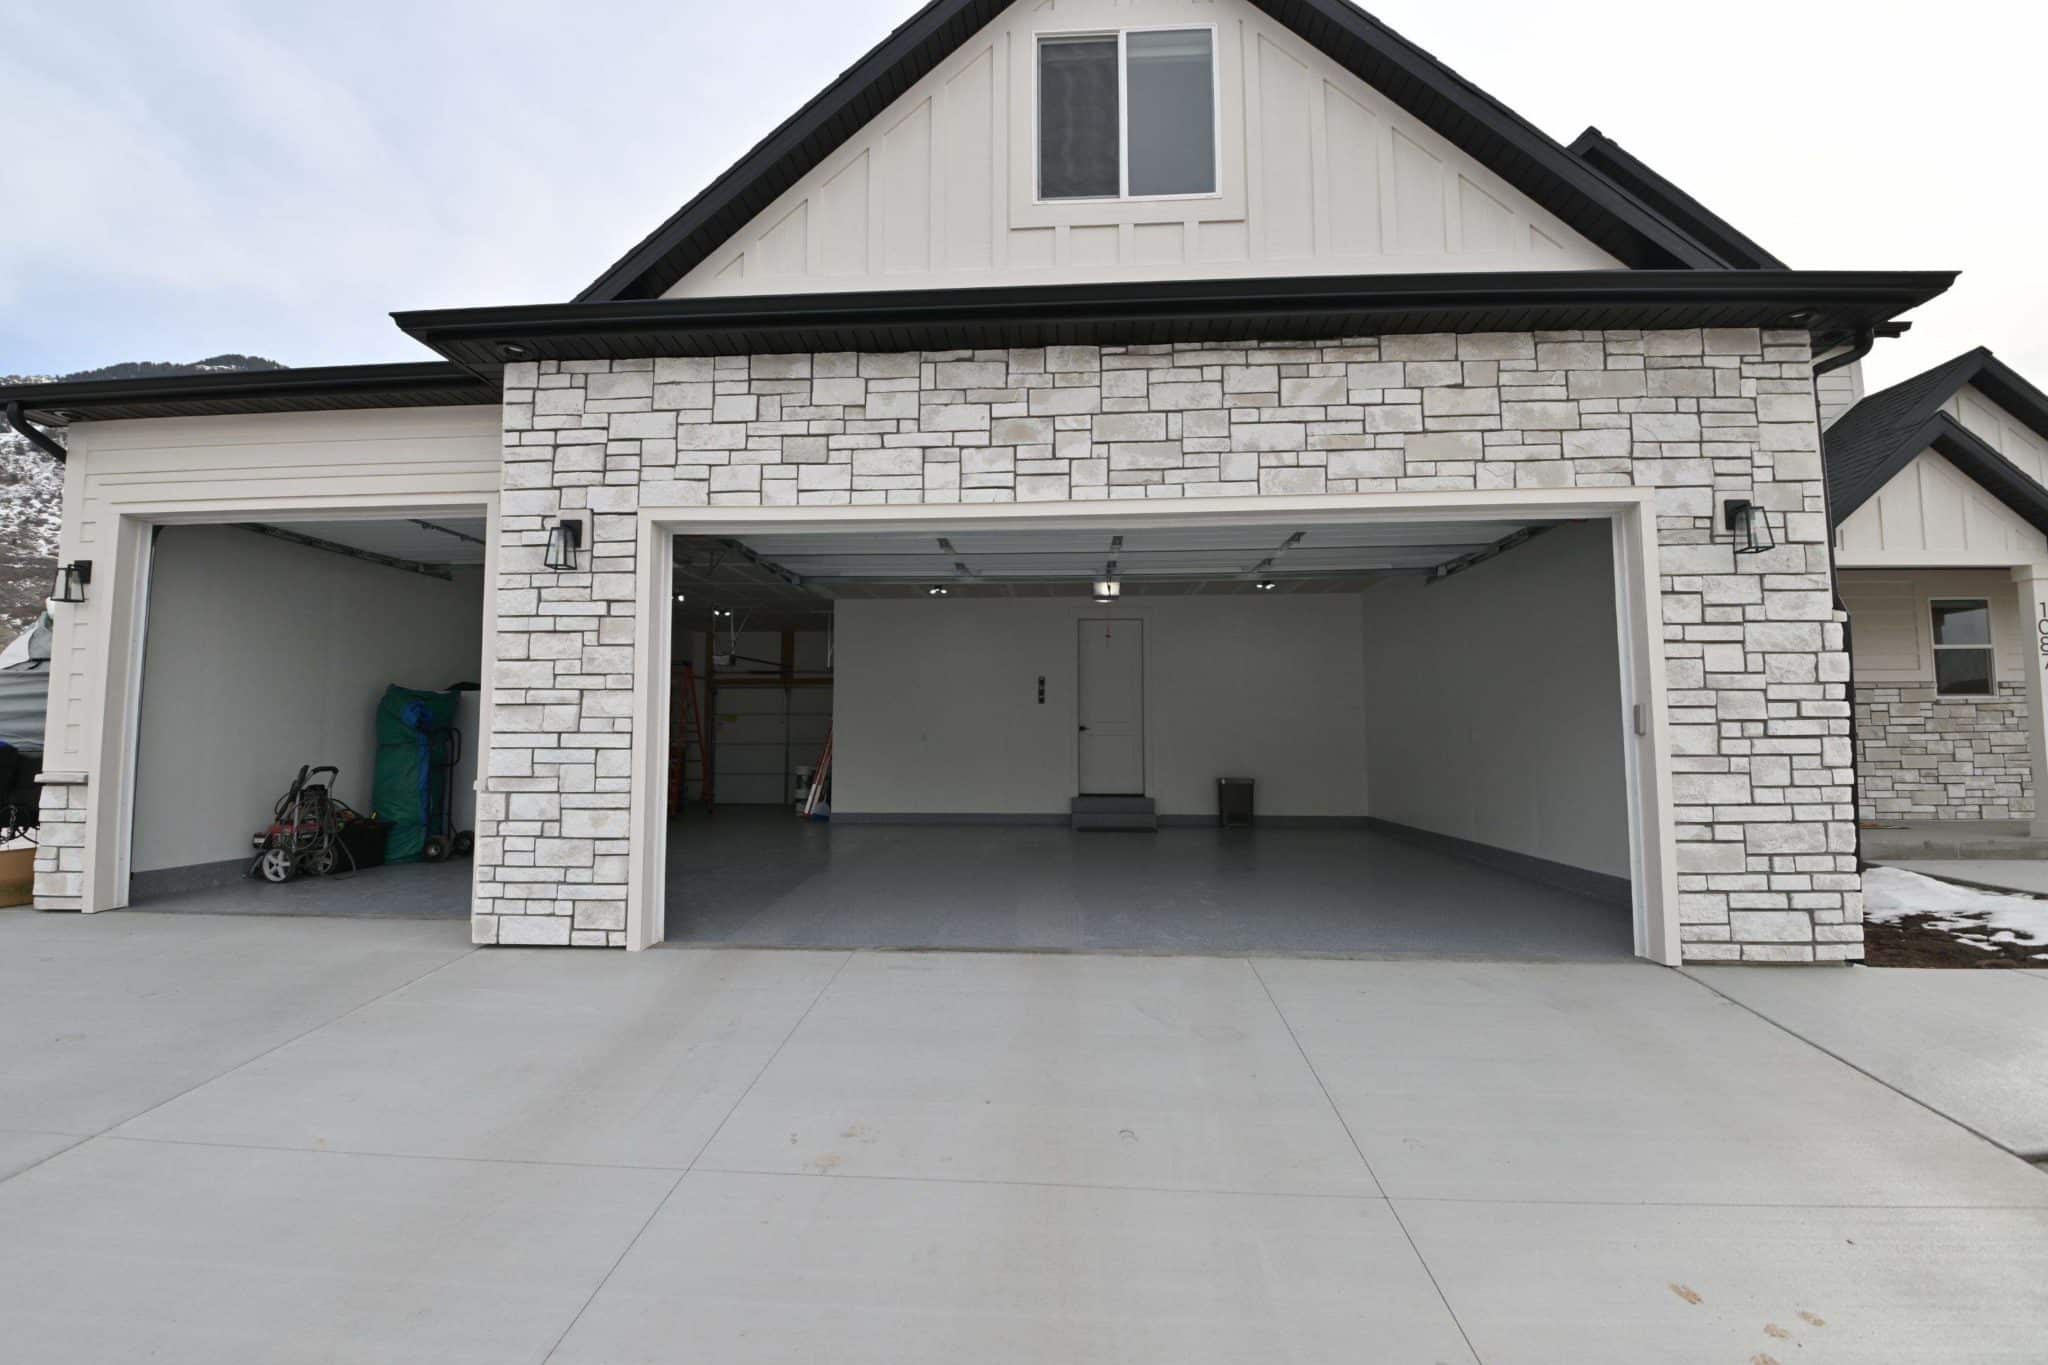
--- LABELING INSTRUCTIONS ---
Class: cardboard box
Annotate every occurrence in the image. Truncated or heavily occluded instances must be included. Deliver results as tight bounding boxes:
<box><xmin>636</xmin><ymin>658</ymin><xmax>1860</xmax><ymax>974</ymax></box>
<box><xmin>0</xmin><ymin>847</ymin><xmax>34</xmax><ymax>908</ymax></box>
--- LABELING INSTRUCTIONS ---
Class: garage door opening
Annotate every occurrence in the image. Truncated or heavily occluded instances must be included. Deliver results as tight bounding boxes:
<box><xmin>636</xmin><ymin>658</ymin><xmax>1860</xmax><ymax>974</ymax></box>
<box><xmin>124</xmin><ymin>516</ymin><xmax>489</xmax><ymax>920</ymax></box>
<box><xmin>661</xmin><ymin>514</ymin><xmax>1639</xmax><ymax>959</ymax></box>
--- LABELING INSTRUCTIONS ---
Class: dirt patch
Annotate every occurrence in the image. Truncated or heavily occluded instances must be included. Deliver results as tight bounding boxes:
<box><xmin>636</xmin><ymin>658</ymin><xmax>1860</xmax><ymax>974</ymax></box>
<box><xmin>1865</xmin><ymin>913</ymin><xmax>2048</xmax><ymax>969</ymax></box>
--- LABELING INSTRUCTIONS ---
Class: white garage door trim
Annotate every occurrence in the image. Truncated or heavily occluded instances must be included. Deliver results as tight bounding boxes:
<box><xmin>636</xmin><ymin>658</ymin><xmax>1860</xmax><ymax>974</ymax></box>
<box><xmin>629</xmin><ymin>490</ymin><xmax>1678</xmax><ymax>963</ymax></box>
<box><xmin>67</xmin><ymin>495</ymin><xmax>501</xmax><ymax>916</ymax></box>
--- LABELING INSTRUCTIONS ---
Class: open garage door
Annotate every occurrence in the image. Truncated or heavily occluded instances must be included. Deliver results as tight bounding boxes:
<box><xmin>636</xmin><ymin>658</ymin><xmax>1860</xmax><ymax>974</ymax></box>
<box><xmin>123</xmin><ymin>516</ymin><xmax>490</xmax><ymax>920</ymax></box>
<box><xmin>659</xmin><ymin>510</ymin><xmax>1647</xmax><ymax>960</ymax></box>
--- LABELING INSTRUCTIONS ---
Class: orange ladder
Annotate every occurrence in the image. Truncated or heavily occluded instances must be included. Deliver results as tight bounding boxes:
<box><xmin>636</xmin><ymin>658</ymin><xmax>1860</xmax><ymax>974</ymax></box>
<box><xmin>670</xmin><ymin>664</ymin><xmax>711</xmax><ymax>813</ymax></box>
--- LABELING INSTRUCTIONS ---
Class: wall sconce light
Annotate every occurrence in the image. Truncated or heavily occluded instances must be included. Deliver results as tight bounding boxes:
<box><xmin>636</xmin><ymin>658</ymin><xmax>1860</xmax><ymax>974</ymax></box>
<box><xmin>52</xmin><ymin>560</ymin><xmax>91</xmax><ymax>604</ymax></box>
<box><xmin>1255</xmin><ymin>580</ymin><xmax>1278</xmax><ymax>593</ymax></box>
<box><xmin>1722</xmin><ymin>499</ymin><xmax>1777</xmax><ymax>556</ymax></box>
<box><xmin>543</xmin><ymin>518</ymin><xmax>583</xmax><ymax>571</ymax></box>
<box><xmin>927</xmin><ymin>585</ymin><xmax>950</xmax><ymax>597</ymax></box>
<box><xmin>1092</xmin><ymin>579</ymin><xmax>1121</xmax><ymax>604</ymax></box>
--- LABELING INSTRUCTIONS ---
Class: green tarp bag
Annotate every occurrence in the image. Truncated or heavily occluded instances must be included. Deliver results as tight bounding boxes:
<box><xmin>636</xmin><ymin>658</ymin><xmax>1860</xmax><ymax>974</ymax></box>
<box><xmin>372</xmin><ymin>686</ymin><xmax>458</xmax><ymax>863</ymax></box>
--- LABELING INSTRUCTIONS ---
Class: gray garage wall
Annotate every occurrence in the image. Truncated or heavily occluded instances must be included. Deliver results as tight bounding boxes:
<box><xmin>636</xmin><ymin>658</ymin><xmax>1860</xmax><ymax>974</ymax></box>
<box><xmin>833</xmin><ymin>594</ymin><xmax>1368</xmax><ymax>818</ymax></box>
<box><xmin>131</xmin><ymin>525</ymin><xmax>484</xmax><ymax>877</ymax></box>
<box><xmin>1360</xmin><ymin>519</ymin><xmax>1630</xmax><ymax>879</ymax></box>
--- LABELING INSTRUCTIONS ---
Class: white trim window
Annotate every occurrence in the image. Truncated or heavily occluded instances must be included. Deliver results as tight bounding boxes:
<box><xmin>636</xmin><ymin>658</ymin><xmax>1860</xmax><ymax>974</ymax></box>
<box><xmin>1037</xmin><ymin>27</ymin><xmax>1218</xmax><ymax>202</ymax></box>
<box><xmin>1930</xmin><ymin>597</ymin><xmax>1995</xmax><ymax>696</ymax></box>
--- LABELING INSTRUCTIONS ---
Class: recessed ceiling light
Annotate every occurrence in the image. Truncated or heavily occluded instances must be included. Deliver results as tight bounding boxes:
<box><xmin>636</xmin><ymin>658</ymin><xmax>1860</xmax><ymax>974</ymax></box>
<box><xmin>496</xmin><ymin>342</ymin><xmax>533</xmax><ymax>360</ymax></box>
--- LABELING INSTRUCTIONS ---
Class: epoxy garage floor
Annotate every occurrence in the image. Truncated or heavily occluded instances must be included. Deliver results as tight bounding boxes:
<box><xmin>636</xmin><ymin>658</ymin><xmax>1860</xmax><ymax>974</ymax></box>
<box><xmin>2</xmin><ymin>908</ymin><xmax>2044</xmax><ymax>1362</ymax></box>
<box><xmin>664</xmin><ymin>811</ymin><xmax>1634</xmax><ymax>958</ymax></box>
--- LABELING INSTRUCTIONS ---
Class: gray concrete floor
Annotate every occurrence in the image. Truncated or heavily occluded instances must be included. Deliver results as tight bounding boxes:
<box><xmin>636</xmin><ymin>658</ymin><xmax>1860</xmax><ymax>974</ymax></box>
<box><xmin>1884</xmin><ymin>858</ymin><xmax>2048</xmax><ymax>897</ymax></box>
<box><xmin>2</xmin><ymin>908</ymin><xmax>2044</xmax><ymax>1362</ymax></box>
<box><xmin>131</xmin><ymin>857</ymin><xmax>474</xmax><ymax>918</ymax></box>
<box><xmin>1690</xmin><ymin>965</ymin><xmax>2048</xmax><ymax>1160</ymax></box>
<box><xmin>1863</xmin><ymin>819</ymin><xmax>2048</xmax><ymax>861</ymax></box>
<box><xmin>666</xmin><ymin>809</ymin><xmax>1636</xmax><ymax>958</ymax></box>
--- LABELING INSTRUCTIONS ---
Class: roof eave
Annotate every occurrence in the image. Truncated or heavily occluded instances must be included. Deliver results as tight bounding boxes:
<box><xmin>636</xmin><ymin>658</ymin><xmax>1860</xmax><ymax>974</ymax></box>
<box><xmin>0</xmin><ymin>362</ymin><xmax>500</xmax><ymax>425</ymax></box>
<box><xmin>1829</xmin><ymin>410</ymin><xmax>2048</xmax><ymax>537</ymax></box>
<box><xmin>402</xmin><ymin>269</ymin><xmax>1956</xmax><ymax>374</ymax></box>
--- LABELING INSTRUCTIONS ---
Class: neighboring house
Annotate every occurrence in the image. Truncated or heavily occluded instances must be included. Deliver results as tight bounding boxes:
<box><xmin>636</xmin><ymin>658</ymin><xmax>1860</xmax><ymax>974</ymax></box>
<box><xmin>0</xmin><ymin>0</ymin><xmax>1958</xmax><ymax>965</ymax></box>
<box><xmin>1826</xmin><ymin>349</ymin><xmax>2048</xmax><ymax>833</ymax></box>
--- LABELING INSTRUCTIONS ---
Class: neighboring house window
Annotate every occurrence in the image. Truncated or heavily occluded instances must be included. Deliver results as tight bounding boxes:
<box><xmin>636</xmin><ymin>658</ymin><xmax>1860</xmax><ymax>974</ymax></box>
<box><xmin>1038</xmin><ymin>29</ymin><xmax>1217</xmax><ymax>201</ymax></box>
<box><xmin>1930</xmin><ymin>598</ymin><xmax>1995</xmax><ymax>696</ymax></box>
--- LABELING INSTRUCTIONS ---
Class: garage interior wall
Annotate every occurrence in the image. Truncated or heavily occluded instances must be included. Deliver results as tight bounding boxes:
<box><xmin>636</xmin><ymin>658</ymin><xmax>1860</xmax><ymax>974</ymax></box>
<box><xmin>832</xmin><ymin>594</ymin><xmax>1369</xmax><ymax>818</ymax></box>
<box><xmin>130</xmin><ymin>525</ymin><xmax>485</xmax><ymax>878</ymax></box>
<box><xmin>1360</xmin><ymin>519</ymin><xmax>1630</xmax><ymax>880</ymax></box>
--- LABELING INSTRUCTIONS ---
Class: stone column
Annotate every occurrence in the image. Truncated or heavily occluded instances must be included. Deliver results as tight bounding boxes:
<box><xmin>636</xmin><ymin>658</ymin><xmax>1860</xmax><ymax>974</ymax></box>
<box><xmin>2013</xmin><ymin>564</ymin><xmax>2048</xmax><ymax>840</ymax></box>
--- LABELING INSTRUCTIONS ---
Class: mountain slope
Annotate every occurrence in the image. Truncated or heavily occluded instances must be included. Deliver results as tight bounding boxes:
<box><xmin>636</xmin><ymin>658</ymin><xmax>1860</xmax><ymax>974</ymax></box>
<box><xmin>0</xmin><ymin>355</ymin><xmax>284</xmax><ymax>636</ymax></box>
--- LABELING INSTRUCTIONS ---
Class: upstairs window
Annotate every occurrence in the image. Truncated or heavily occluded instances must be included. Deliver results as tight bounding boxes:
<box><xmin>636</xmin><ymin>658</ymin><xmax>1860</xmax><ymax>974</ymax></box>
<box><xmin>1038</xmin><ymin>28</ymin><xmax>1217</xmax><ymax>201</ymax></box>
<box><xmin>1930</xmin><ymin>598</ymin><xmax>1995</xmax><ymax>696</ymax></box>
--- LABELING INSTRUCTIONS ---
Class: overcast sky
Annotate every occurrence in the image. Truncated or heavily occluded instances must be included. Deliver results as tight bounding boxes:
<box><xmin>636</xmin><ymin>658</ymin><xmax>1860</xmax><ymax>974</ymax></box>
<box><xmin>2</xmin><ymin>0</ymin><xmax>2040</xmax><ymax>391</ymax></box>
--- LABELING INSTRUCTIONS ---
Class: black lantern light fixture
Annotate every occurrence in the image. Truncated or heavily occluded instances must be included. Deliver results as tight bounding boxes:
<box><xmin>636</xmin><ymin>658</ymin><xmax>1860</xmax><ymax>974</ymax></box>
<box><xmin>52</xmin><ymin>560</ymin><xmax>91</xmax><ymax>604</ymax></box>
<box><xmin>543</xmin><ymin>518</ymin><xmax>583</xmax><ymax>571</ymax></box>
<box><xmin>1723</xmin><ymin>499</ymin><xmax>1777</xmax><ymax>556</ymax></box>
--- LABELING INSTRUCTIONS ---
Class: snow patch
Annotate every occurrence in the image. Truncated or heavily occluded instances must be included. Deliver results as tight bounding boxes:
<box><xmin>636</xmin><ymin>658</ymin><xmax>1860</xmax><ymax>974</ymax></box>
<box><xmin>1864</xmin><ymin>866</ymin><xmax>2048</xmax><ymax>947</ymax></box>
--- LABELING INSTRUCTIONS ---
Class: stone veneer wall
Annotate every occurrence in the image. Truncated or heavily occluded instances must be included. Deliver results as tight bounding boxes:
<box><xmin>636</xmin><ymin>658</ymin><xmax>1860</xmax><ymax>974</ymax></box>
<box><xmin>1854</xmin><ymin>681</ymin><xmax>2035</xmax><ymax>822</ymax></box>
<box><xmin>481</xmin><ymin>328</ymin><xmax>1861</xmax><ymax>962</ymax></box>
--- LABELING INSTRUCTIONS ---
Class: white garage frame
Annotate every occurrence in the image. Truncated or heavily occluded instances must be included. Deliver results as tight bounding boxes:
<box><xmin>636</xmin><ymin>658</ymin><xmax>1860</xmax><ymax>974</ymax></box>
<box><xmin>626</xmin><ymin>489</ymin><xmax>1678</xmax><ymax>963</ymax></box>
<box><xmin>65</xmin><ymin>494</ymin><xmax>501</xmax><ymax>915</ymax></box>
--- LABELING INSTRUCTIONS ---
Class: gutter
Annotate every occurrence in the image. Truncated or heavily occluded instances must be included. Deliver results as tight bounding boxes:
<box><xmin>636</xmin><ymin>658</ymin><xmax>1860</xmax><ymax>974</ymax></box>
<box><xmin>3</xmin><ymin>402</ymin><xmax>66</xmax><ymax>463</ymax></box>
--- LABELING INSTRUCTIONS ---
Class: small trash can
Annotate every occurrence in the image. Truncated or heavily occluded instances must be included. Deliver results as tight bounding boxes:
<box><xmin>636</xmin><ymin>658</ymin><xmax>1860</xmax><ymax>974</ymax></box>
<box><xmin>339</xmin><ymin>819</ymin><xmax>394</xmax><ymax>872</ymax></box>
<box><xmin>1218</xmin><ymin>778</ymin><xmax>1255</xmax><ymax>829</ymax></box>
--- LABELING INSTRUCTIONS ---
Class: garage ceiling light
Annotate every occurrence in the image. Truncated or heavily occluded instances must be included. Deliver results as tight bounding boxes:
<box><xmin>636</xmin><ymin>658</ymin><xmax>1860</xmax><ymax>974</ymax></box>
<box><xmin>1255</xmin><ymin>580</ymin><xmax>1278</xmax><ymax>592</ymax></box>
<box><xmin>927</xmin><ymin>585</ymin><xmax>949</xmax><ymax>597</ymax></box>
<box><xmin>1093</xmin><ymin>579</ymin><xmax>1121</xmax><ymax>603</ymax></box>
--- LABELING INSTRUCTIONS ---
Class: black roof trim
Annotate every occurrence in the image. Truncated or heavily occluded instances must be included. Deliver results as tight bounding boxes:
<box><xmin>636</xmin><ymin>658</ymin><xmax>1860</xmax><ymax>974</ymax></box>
<box><xmin>1825</xmin><ymin>347</ymin><xmax>2048</xmax><ymax>527</ymax></box>
<box><xmin>0</xmin><ymin>362</ymin><xmax>499</xmax><ymax>425</ymax></box>
<box><xmin>578</xmin><ymin>0</ymin><xmax>1728</xmax><ymax>302</ymax></box>
<box><xmin>1567</xmin><ymin>128</ymin><xmax>1786</xmax><ymax>271</ymax></box>
<box><xmin>403</xmin><ymin>270</ymin><xmax>1954</xmax><ymax>374</ymax></box>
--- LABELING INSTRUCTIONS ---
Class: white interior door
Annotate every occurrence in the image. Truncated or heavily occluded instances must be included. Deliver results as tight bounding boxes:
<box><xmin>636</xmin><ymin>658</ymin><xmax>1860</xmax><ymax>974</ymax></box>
<box><xmin>1077</xmin><ymin>619</ymin><xmax>1145</xmax><ymax>795</ymax></box>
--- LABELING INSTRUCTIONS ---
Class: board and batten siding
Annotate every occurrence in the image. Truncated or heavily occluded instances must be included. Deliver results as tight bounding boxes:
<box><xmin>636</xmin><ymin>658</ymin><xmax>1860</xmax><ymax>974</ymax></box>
<box><xmin>1835</xmin><ymin>449</ymin><xmax>2047</xmax><ymax>567</ymax></box>
<box><xmin>665</xmin><ymin>0</ymin><xmax>1618</xmax><ymax>299</ymax></box>
<box><xmin>33</xmin><ymin>405</ymin><xmax>504</xmax><ymax>913</ymax></box>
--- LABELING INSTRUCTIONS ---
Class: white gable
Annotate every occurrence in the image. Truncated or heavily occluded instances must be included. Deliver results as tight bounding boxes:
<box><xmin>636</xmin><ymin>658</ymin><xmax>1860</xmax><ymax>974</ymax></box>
<box><xmin>1837</xmin><ymin>448</ymin><xmax>2046</xmax><ymax>567</ymax></box>
<box><xmin>1948</xmin><ymin>384</ymin><xmax>2048</xmax><ymax>487</ymax></box>
<box><xmin>666</xmin><ymin>0</ymin><xmax>1621</xmax><ymax>299</ymax></box>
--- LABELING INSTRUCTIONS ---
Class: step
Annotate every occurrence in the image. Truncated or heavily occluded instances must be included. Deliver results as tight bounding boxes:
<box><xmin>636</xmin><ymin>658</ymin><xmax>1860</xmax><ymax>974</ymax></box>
<box><xmin>1071</xmin><ymin>796</ymin><xmax>1157</xmax><ymax>832</ymax></box>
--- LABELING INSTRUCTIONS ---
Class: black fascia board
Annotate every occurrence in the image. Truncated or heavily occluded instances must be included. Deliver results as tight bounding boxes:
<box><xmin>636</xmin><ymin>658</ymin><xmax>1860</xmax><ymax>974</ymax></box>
<box><xmin>0</xmin><ymin>362</ymin><xmax>499</xmax><ymax>425</ymax></box>
<box><xmin>577</xmin><ymin>0</ymin><xmax>1727</xmax><ymax>302</ymax></box>
<box><xmin>1966</xmin><ymin>351</ymin><xmax>2048</xmax><ymax>445</ymax></box>
<box><xmin>402</xmin><ymin>270</ymin><xmax>1956</xmax><ymax>373</ymax></box>
<box><xmin>1830</xmin><ymin>409</ymin><xmax>2048</xmax><ymax>539</ymax></box>
<box><xmin>1567</xmin><ymin>127</ymin><xmax>1787</xmax><ymax>271</ymax></box>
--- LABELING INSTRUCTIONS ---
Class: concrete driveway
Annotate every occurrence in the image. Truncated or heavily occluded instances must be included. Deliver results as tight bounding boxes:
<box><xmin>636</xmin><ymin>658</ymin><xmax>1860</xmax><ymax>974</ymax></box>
<box><xmin>2</xmin><ymin>908</ymin><xmax>2044</xmax><ymax>1363</ymax></box>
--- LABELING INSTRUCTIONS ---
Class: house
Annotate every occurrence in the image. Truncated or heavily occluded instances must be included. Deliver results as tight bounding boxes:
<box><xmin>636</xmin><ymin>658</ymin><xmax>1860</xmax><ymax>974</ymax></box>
<box><xmin>0</xmin><ymin>0</ymin><xmax>1956</xmax><ymax>964</ymax></box>
<box><xmin>1825</xmin><ymin>349</ymin><xmax>2048</xmax><ymax>837</ymax></box>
